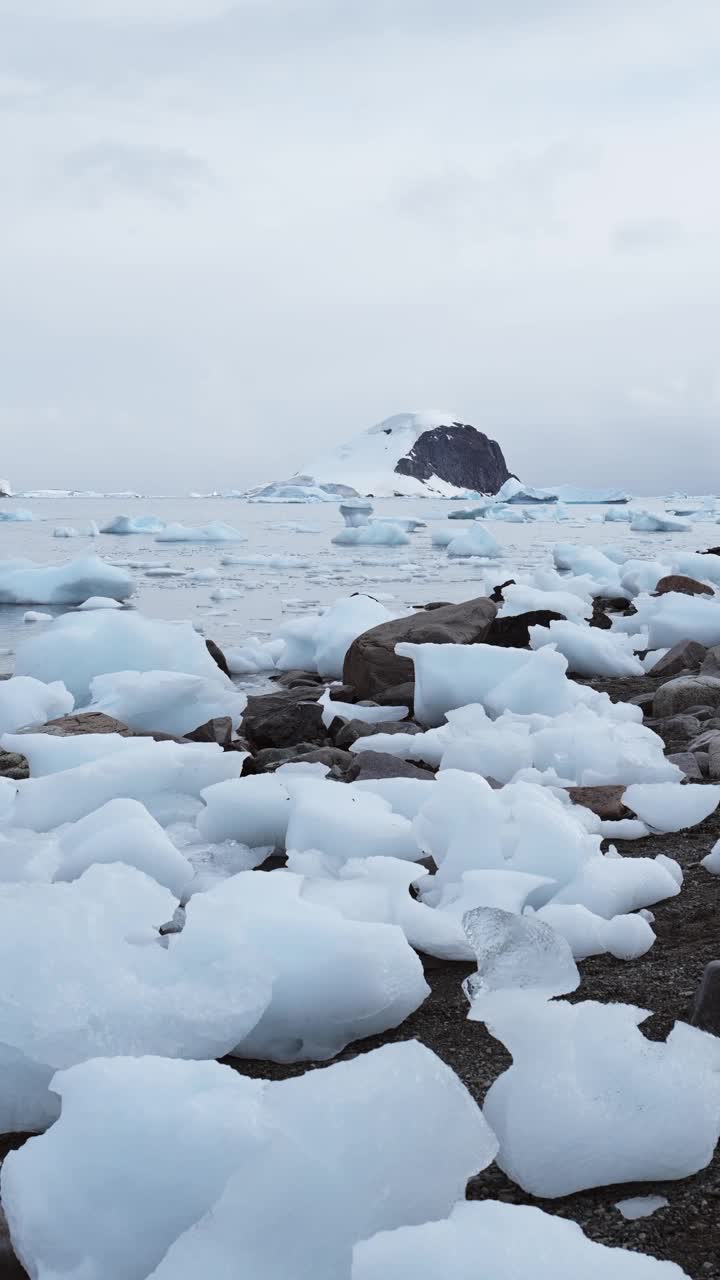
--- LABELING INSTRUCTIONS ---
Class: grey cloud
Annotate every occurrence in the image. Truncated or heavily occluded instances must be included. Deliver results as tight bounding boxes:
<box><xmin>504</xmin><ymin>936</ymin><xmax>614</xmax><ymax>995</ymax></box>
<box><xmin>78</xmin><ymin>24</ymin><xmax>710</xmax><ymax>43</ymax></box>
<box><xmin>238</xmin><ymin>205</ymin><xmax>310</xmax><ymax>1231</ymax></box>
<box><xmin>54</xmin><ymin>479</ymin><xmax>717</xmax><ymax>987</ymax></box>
<box><xmin>61</xmin><ymin>142</ymin><xmax>214</xmax><ymax>204</ymax></box>
<box><xmin>612</xmin><ymin>218</ymin><xmax>685</xmax><ymax>253</ymax></box>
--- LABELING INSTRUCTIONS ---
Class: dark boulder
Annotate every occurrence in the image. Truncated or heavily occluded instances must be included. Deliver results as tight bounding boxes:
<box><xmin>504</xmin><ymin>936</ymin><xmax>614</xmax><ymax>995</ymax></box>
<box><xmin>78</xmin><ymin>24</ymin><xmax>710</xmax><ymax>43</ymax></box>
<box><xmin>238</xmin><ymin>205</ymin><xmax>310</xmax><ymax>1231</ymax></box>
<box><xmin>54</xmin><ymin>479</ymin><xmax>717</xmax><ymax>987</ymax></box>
<box><xmin>565</xmin><ymin>785</ymin><xmax>631</xmax><ymax>821</ymax></box>
<box><xmin>374</xmin><ymin>682</ymin><xmax>415</xmax><ymax>710</ymax></box>
<box><xmin>646</xmin><ymin>640</ymin><xmax>707</xmax><ymax>680</ymax></box>
<box><xmin>393</xmin><ymin>422</ymin><xmax>513</xmax><ymax>493</ymax></box>
<box><xmin>490</xmin><ymin>580</ymin><xmax>516</xmax><ymax>603</ymax></box>
<box><xmin>333</xmin><ymin>719</ymin><xmax>421</xmax><ymax>751</ymax></box>
<box><xmin>185</xmin><ymin>717</ymin><xmax>234</xmax><ymax>748</ymax></box>
<box><xmin>272</xmin><ymin>669</ymin><xmax>326</xmax><ymax>689</ymax></box>
<box><xmin>244</xmin><ymin>744</ymin><xmax>354</xmax><ymax>776</ymax></box>
<box><xmin>0</xmin><ymin>749</ymin><xmax>28</xmax><ymax>780</ymax></box>
<box><xmin>344</xmin><ymin>751</ymin><xmax>435</xmax><ymax>781</ymax></box>
<box><xmin>241</xmin><ymin>686</ymin><xmax>325</xmax><ymax>750</ymax></box>
<box><xmin>343</xmin><ymin>596</ymin><xmax>497</xmax><ymax>700</ymax></box>
<box><xmin>206</xmin><ymin>638</ymin><xmax>231</xmax><ymax>678</ymax></box>
<box><xmin>486</xmin><ymin>610</ymin><xmax>564</xmax><ymax>649</ymax></box>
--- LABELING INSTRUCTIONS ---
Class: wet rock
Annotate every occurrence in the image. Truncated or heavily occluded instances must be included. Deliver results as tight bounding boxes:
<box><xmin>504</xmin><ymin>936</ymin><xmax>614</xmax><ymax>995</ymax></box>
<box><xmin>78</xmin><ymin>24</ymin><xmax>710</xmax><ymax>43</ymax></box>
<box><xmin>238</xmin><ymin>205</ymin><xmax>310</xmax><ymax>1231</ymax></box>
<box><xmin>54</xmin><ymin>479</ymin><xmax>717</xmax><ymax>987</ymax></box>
<box><xmin>327</xmin><ymin>684</ymin><xmax>358</xmax><ymax>702</ymax></box>
<box><xmin>648</xmin><ymin>715</ymin><xmax>702</xmax><ymax>747</ymax></box>
<box><xmin>0</xmin><ymin>750</ymin><xmax>28</xmax><ymax>780</ymax></box>
<box><xmin>629</xmin><ymin>691</ymin><xmax>656</xmax><ymax>714</ymax></box>
<box><xmin>647</xmin><ymin>640</ymin><xmax>708</xmax><ymax>680</ymax></box>
<box><xmin>691</xmin><ymin>961</ymin><xmax>720</xmax><ymax>1035</ymax></box>
<box><xmin>205</xmin><ymin>638</ymin><xmax>231</xmax><ymax>678</ymax></box>
<box><xmin>565</xmin><ymin>785</ymin><xmax>631</xmax><ymax>821</ymax></box>
<box><xmin>185</xmin><ymin>717</ymin><xmax>234</xmax><ymax>748</ymax></box>
<box><xmin>653</xmin><ymin>675</ymin><xmax>720</xmax><ymax>719</ymax></box>
<box><xmin>594</xmin><ymin>595</ymin><xmax>634</xmax><ymax>615</ymax></box>
<box><xmin>333</xmin><ymin>719</ymin><xmax>422</xmax><ymax>751</ymax></box>
<box><xmin>666</xmin><ymin>751</ymin><xmax>704</xmax><ymax>781</ymax></box>
<box><xmin>374</xmin><ymin>682</ymin><xmax>415</xmax><ymax>710</ymax></box>
<box><xmin>272</xmin><ymin>670</ymin><xmax>325</xmax><ymax>689</ymax></box>
<box><xmin>695</xmin><ymin>750</ymin><xmax>710</xmax><ymax>777</ymax></box>
<box><xmin>343</xmin><ymin>595</ymin><xmax>496</xmax><ymax>699</ymax></box>
<box><xmin>588</xmin><ymin>605</ymin><xmax>612</xmax><ymax>630</ymax></box>
<box><xmin>344</xmin><ymin>751</ymin><xmax>435</xmax><ymax>781</ymax></box>
<box><xmin>490</xmin><ymin>580</ymin><xmax>516</xmax><ymax>603</ymax></box>
<box><xmin>244</xmin><ymin>744</ymin><xmax>354</xmax><ymax>776</ymax></box>
<box><xmin>241</xmin><ymin>686</ymin><xmax>325</xmax><ymax>750</ymax></box>
<box><xmin>654</xmin><ymin>574</ymin><xmax>714</xmax><ymax>598</ymax></box>
<box><xmin>701</xmin><ymin>646</ymin><xmax>720</xmax><ymax>677</ymax></box>
<box><xmin>700</xmin><ymin>546</ymin><xmax>720</xmax><ymax>556</ymax></box>
<box><xmin>486</xmin><ymin>610</ymin><xmax>565</xmax><ymax>649</ymax></box>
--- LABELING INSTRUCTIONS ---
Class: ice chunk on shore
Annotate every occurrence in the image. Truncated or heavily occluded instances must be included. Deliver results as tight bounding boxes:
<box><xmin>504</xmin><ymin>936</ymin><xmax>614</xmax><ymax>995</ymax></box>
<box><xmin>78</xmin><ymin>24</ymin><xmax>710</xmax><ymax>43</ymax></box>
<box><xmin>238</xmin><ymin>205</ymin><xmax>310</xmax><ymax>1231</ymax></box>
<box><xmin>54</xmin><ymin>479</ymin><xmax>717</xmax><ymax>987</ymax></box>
<box><xmin>499</xmin><ymin>584</ymin><xmax>592</xmax><ymax>621</ymax></box>
<box><xmin>536</xmin><ymin>904</ymin><xmax>656</xmax><ymax>960</ymax></box>
<box><xmin>3</xmin><ymin>1042</ymin><xmax>493</xmax><ymax>1280</ymax></box>
<box><xmin>276</xmin><ymin>595</ymin><xmax>393</xmax><ymax>677</ymax></box>
<box><xmin>15</xmin><ymin>610</ymin><xmax>230</xmax><ymax>702</ymax></box>
<box><xmin>0</xmin><ymin>556</ymin><xmax>133</xmax><ymax>605</ymax></box>
<box><xmin>613</xmin><ymin>592</ymin><xmax>720</xmax><ymax>650</ymax></box>
<box><xmin>352</xmin><ymin>1200</ymin><xmax>687</xmax><ymax>1279</ymax></box>
<box><xmin>616</xmin><ymin>1196</ymin><xmax>669</xmax><ymax>1221</ymax></box>
<box><xmin>85</xmin><ymin>669</ymin><xmax>246</xmax><ymax>737</ymax></box>
<box><xmin>483</xmin><ymin>997</ymin><xmax>720</xmax><ymax>1196</ymax></box>
<box><xmin>333</xmin><ymin>523</ymin><xmax>411</xmax><ymax>546</ymax></box>
<box><xmin>156</xmin><ymin>522</ymin><xmax>247</xmax><ymax>543</ymax></box>
<box><xmin>463</xmin><ymin>908</ymin><xmax>579</xmax><ymax>1013</ymax></box>
<box><xmin>55</xmin><ymin>798</ymin><xmax>194</xmax><ymax>896</ymax></box>
<box><xmin>0</xmin><ymin>676</ymin><xmax>73</xmax><ymax>734</ymax></box>
<box><xmin>0</xmin><ymin>863</ymin><xmax>271</xmax><ymax>1132</ymax></box>
<box><xmin>399</xmin><ymin>643</ymin><xmax>576</xmax><ymax>727</ymax></box>
<box><xmin>318</xmin><ymin>688</ymin><xmax>408</xmax><ymax>729</ymax></box>
<box><xmin>530</xmin><ymin>621</ymin><xmax>644</xmax><ymax>677</ymax></box>
<box><xmin>100</xmin><ymin>514</ymin><xmax>166</xmax><ymax>534</ymax></box>
<box><xmin>286</xmin><ymin>779</ymin><xmax>421</xmax><ymax>862</ymax></box>
<box><xmin>198</xmin><ymin>774</ymin><xmax>292</xmax><ymax>848</ymax></box>
<box><xmin>77</xmin><ymin>596</ymin><xmax>124</xmax><ymax>609</ymax></box>
<box><xmin>623</xmin><ymin>782</ymin><xmax>720</xmax><ymax>832</ymax></box>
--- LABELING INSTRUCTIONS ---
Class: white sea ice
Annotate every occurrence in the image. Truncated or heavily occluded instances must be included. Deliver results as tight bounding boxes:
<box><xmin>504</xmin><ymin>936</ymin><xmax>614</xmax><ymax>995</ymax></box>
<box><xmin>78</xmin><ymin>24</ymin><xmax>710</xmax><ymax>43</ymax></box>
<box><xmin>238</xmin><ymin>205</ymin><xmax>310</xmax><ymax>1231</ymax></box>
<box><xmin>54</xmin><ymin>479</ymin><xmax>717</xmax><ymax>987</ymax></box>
<box><xmin>275</xmin><ymin>595</ymin><xmax>394</xmax><ymax>677</ymax></box>
<box><xmin>198</xmin><ymin>774</ymin><xmax>292</xmax><ymax>848</ymax></box>
<box><xmin>446</xmin><ymin>526</ymin><xmax>502</xmax><ymax>558</ymax></box>
<box><xmin>85</xmin><ymin>669</ymin><xmax>247</xmax><ymax>736</ymax></box>
<box><xmin>318</xmin><ymin>687</ymin><xmax>408</xmax><ymax>729</ymax></box>
<box><xmin>536</xmin><ymin>903</ymin><xmax>656</xmax><ymax>960</ymax></box>
<box><xmin>0</xmin><ymin>676</ymin><xmax>73</xmax><ymax>734</ymax></box>
<box><xmin>286</xmin><ymin>778</ymin><xmax>421</xmax><ymax>862</ymax></box>
<box><xmin>77</xmin><ymin>596</ymin><xmax>124</xmax><ymax>609</ymax></box>
<box><xmin>11</xmin><ymin>739</ymin><xmax>240</xmax><ymax>830</ymax></box>
<box><xmin>430</xmin><ymin>527</ymin><xmax>457</xmax><ymax>547</ymax></box>
<box><xmin>3</xmin><ymin>1042</ymin><xmax>493</xmax><ymax>1280</ymax></box>
<box><xmin>548</xmin><ymin>853</ymin><xmax>682</xmax><ymax>916</ymax></box>
<box><xmin>530</xmin><ymin>621</ymin><xmax>645</xmax><ymax>677</ymax></box>
<box><xmin>0</xmin><ymin>863</ymin><xmax>271</xmax><ymax>1132</ymax></box>
<box><xmin>156</xmin><ymin>521</ymin><xmax>248</xmax><ymax>543</ymax></box>
<box><xmin>15</xmin><ymin>609</ymin><xmax>230</xmax><ymax>702</ymax></box>
<box><xmin>54</xmin><ymin>798</ymin><xmax>194</xmax><ymax>897</ymax></box>
<box><xmin>333</xmin><ymin>523</ymin><xmax>411</xmax><ymax>546</ymax></box>
<box><xmin>702</xmin><ymin>839</ymin><xmax>720</xmax><ymax>875</ymax></box>
<box><xmin>631</xmin><ymin>511</ymin><xmax>690</xmax><ymax>533</ymax></box>
<box><xmin>483</xmin><ymin>997</ymin><xmax>720</xmax><ymax>1197</ymax></box>
<box><xmin>0</xmin><ymin>509</ymin><xmax>33</xmax><ymax>522</ymax></box>
<box><xmin>53</xmin><ymin>526</ymin><xmax>78</xmax><ymax>538</ymax></box>
<box><xmin>100</xmin><ymin>514</ymin><xmax>166</xmax><ymax>534</ymax></box>
<box><xmin>224</xmin><ymin>636</ymin><xmax>285</xmax><ymax>675</ymax></box>
<box><xmin>499</xmin><ymin>583</ymin><xmax>592</xmax><ymax>621</ymax></box>
<box><xmin>352</xmin><ymin>1200</ymin><xmax>687</xmax><ymax>1279</ymax></box>
<box><xmin>0</xmin><ymin>556</ymin><xmax>134</xmax><ymax>606</ymax></box>
<box><xmin>616</xmin><ymin>1197</ymin><xmax>669</xmax><ymax>1221</ymax></box>
<box><xmin>613</xmin><ymin>592</ymin><xmax>720</xmax><ymax>650</ymax></box>
<box><xmin>623</xmin><ymin>782</ymin><xmax>720</xmax><ymax>832</ymax></box>
<box><xmin>463</xmin><ymin>907</ymin><xmax>579</xmax><ymax>1014</ymax></box>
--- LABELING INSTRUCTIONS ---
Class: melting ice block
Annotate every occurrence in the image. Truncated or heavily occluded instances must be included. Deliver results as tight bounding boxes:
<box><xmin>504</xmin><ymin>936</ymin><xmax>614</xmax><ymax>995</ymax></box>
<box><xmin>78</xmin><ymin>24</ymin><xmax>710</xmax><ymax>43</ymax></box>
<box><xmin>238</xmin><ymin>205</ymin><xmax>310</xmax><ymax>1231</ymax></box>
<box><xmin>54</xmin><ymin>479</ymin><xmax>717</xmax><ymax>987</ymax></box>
<box><xmin>155</xmin><ymin>521</ymin><xmax>247</xmax><ymax>542</ymax></box>
<box><xmin>2</xmin><ymin>1043</ymin><xmax>496</xmax><ymax>1280</ymax></box>
<box><xmin>332</xmin><ymin>523</ymin><xmax>411</xmax><ymax>546</ymax></box>
<box><xmin>275</xmin><ymin>594</ymin><xmax>393</xmax><ymax>677</ymax></box>
<box><xmin>54</xmin><ymin>798</ymin><xmax>194</xmax><ymax>897</ymax></box>
<box><xmin>352</xmin><ymin>1200</ymin><xmax>688</xmax><ymax>1279</ymax></box>
<box><xmin>483</xmin><ymin>997</ymin><xmax>720</xmax><ymax>1196</ymax></box>
<box><xmin>623</xmin><ymin>782</ymin><xmax>720</xmax><ymax>832</ymax></box>
<box><xmin>0</xmin><ymin>556</ymin><xmax>133</xmax><ymax>606</ymax></box>
<box><xmin>463</xmin><ymin>908</ymin><xmax>579</xmax><ymax>1015</ymax></box>
<box><xmin>0</xmin><ymin>676</ymin><xmax>73</xmax><ymax>734</ymax></box>
<box><xmin>446</xmin><ymin>526</ymin><xmax>501</xmax><ymax>558</ymax></box>
<box><xmin>530</xmin><ymin>620</ymin><xmax>644</xmax><ymax>677</ymax></box>
<box><xmin>85</xmin><ymin>669</ymin><xmax>247</xmax><ymax>737</ymax></box>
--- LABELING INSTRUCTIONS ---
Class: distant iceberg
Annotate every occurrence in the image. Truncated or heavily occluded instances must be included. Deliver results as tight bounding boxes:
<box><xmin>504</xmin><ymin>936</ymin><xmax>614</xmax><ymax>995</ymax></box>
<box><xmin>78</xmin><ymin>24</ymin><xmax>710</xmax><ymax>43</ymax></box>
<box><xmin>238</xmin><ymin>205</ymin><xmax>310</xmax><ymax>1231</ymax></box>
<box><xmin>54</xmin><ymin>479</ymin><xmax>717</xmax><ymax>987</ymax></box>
<box><xmin>101</xmin><ymin>515</ymin><xmax>166</xmax><ymax>536</ymax></box>
<box><xmin>155</xmin><ymin>522</ymin><xmax>248</xmax><ymax>544</ymax></box>
<box><xmin>0</xmin><ymin>509</ymin><xmax>34</xmax><ymax>522</ymax></box>
<box><xmin>247</xmin><ymin>475</ymin><xmax>359</xmax><ymax>503</ymax></box>
<box><xmin>497</xmin><ymin>478</ymin><xmax>631</xmax><ymax>505</ymax></box>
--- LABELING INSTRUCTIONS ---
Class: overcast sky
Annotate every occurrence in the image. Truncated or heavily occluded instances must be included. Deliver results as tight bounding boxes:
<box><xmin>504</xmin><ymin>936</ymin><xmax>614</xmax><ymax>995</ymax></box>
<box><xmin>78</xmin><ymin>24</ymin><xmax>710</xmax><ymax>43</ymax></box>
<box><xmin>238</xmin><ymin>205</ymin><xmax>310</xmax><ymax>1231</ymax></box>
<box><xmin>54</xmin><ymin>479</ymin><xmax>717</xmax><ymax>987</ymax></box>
<box><xmin>1</xmin><ymin>0</ymin><xmax>719</xmax><ymax>494</ymax></box>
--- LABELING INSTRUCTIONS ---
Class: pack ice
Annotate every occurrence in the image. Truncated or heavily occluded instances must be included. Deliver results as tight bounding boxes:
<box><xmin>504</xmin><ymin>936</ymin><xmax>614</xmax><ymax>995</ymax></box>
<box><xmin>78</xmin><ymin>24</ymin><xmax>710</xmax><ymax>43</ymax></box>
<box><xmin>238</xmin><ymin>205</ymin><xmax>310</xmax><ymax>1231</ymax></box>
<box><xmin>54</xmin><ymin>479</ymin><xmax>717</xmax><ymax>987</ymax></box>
<box><xmin>0</xmin><ymin>556</ymin><xmax>134</xmax><ymax>605</ymax></box>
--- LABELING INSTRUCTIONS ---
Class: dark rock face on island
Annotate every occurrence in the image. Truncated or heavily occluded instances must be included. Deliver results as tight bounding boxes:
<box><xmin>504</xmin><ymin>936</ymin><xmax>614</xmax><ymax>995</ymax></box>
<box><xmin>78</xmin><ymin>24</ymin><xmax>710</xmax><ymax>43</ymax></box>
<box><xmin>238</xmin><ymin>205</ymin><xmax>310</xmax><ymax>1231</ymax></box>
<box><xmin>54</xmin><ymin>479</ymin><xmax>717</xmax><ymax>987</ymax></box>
<box><xmin>393</xmin><ymin>423</ymin><xmax>513</xmax><ymax>494</ymax></box>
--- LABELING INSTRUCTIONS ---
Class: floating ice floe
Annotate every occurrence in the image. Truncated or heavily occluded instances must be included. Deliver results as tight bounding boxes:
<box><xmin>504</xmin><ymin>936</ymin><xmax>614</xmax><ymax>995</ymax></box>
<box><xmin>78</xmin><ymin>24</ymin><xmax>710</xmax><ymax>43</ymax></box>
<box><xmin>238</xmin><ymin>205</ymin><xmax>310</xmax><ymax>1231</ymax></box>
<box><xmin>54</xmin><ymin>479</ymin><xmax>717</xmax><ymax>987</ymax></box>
<box><xmin>333</xmin><ymin>523</ymin><xmax>411</xmax><ymax>547</ymax></box>
<box><xmin>100</xmin><ymin>514</ymin><xmax>166</xmax><ymax>535</ymax></box>
<box><xmin>352</xmin><ymin>1200</ymin><xmax>686</xmax><ymax>1279</ymax></box>
<box><xmin>0</xmin><ymin>676</ymin><xmax>73</xmax><ymax>734</ymax></box>
<box><xmin>0</xmin><ymin>556</ymin><xmax>134</xmax><ymax>606</ymax></box>
<box><xmin>0</xmin><ymin>863</ymin><xmax>272</xmax><ymax>1132</ymax></box>
<box><xmin>631</xmin><ymin>511</ymin><xmax>691</xmax><ymax>533</ymax></box>
<box><xmin>482</xmin><ymin>996</ymin><xmax>720</xmax><ymax>1196</ymax></box>
<box><xmin>2</xmin><ymin>1041</ymin><xmax>493</xmax><ymax>1280</ymax></box>
<box><xmin>76</xmin><ymin>595</ymin><xmax>124</xmax><ymax>609</ymax></box>
<box><xmin>22</xmin><ymin>611</ymin><xmax>52</xmax><ymax>623</ymax></box>
<box><xmin>446</xmin><ymin>526</ymin><xmax>502</xmax><ymax>558</ymax></box>
<box><xmin>155</xmin><ymin>522</ymin><xmax>248</xmax><ymax>543</ymax></box>
<box><xmin>0</xmin><ymin>509</ymin><xmax>33</xmax><ymax>522</ymax></box>
<box><xmin>15</xmin><ymin>609</ymin><xmax>232</xmax><ymax>703</ymax></box>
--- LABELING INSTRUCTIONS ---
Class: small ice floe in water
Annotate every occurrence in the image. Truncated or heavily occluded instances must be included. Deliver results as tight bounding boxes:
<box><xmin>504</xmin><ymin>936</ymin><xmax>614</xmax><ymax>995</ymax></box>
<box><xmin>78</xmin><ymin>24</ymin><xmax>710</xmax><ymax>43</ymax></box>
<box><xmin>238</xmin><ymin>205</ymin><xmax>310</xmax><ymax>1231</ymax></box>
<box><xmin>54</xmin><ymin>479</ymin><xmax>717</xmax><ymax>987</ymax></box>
<box><xmin>22</xmin><ymin>611</ymin><xmax>52</xmax><ymax>623</ymax></box>
<box><xmin>155</xmin><ymin>522</ymin><xmax>248</xmax><ymax>543</ymax></box>
<box><xmin>333</xmin><ymin>523</ymin><xmax>411</xmax><ymax>547</ymax></box>
<box><xmin>0</xmin><ymin>556</ymin><xmax>134</xmax><ymax>606</ymax></box>
<box><xmin>76</xmin><ymin>597</ymin><xmax>124</xmax><ymax>610</ymax></box>
<box><xmin>615</xmin><ymin>1196</ymin><xmax>669</xmax><ymax>1220</ymax></box>
<box><xmin>446</xmin><ymin>526</ymin><xmax>502</xmax><ymax>558</ymax></box>
<box><xmin>340</xmin><ymin>499</ymin><xmax>374</xmax><ymax>527</ymax></box>
<box><xmin>630</xmin><ymin>511</ymin><xmax>690</xmax><ymax>532</ymax></box>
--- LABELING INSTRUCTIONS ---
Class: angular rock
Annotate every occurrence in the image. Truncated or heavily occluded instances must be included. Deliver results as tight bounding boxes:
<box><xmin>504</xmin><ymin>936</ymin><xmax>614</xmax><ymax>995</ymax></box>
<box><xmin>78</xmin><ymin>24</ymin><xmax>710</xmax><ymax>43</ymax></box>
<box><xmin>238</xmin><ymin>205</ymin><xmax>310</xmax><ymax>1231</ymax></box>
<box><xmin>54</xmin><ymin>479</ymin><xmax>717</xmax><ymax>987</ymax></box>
<box><xmin>653</xmin><ymin>675</ymin><xmax>720</xmax><ymax>719</ymax></box>
<box><xmin>593</xmin><ymin>595</ymin><xmax>634</xmax><ymax>615</ymax></box>
<box><xmin>701</xmin><ymin>646</ymin><xmax>720</xmax><ymax>676</ymax></box>
<box><xmin>687</xmin><ymin>728</ymin><xmax>720</xmax><ymax>753</ymax></box>
<box><xmin>565</xmin><ymin>785</ymin><xmax>630</xmax><ymax>821</ymax></box>
<box><xmin>205</xmin><ymin>637</ymin><xmax>231</xmax><ymax>678</ymax></box>
<box><xmin>629</xmin><ymin>691</ymin><xmax>656</xmax><ymax>714</ymax></box>
<box><xmin>588</xmin><ymin>605</ymin><xmax>612</xmax><ymax>630</ymax></box>
<box><xmin>654</xmin><ymin>574</ymin><xmax>714</xmax><ymax>598</ymax></box>
<box><xmin>647</xmin><ymin>640</ymin><xmax>708</xmax><ymax>680</ymax></box>
<box><xmin>35</xmin><ymin>711</ymin><xmax>135</xmax><ymax>737</ymax></box>
<box><xmin>374</xmin><ymin>682</ymin><xmax>415</xmax><ymax>710</ymax></box>
<box><xmin>695</xmin><ymin>751</ymin><xmax>710</xmax><ymax>777</ymax></box>
<box><xmin>700</xmin><ymin>546</ymin><xmax>720</xmax><ymax>556</ymax></box>
<box><xmin>185</xmin><ymin>717</ymin><xmax>234</xmax><ymax>748</ymax></box>
<box><xmin>648</xmin><ymin>715</ymin><xmax>702</xmax><ymax>747</ymax></box>
<box><xmin>333</xmin><ymin>718</ymin><xmax>422</xmax><ymax>752</ymax></box>
<box><xmin>691</xmin><ymin>961</ymin><xmax>720</xmax><ymax>1035</ymax></box>
<box><xmin>328</xmin><ymin>684</ymin><xmax>358</xmax><ymax>703</ymax></box>
<box><xmin>486</xmin><ymin>610</ymin><xmax>565</xmax><ymax>649</ymax></box>
<box><xmin>710</xmin><ymin>737</ymin><xmax>720</xmax><ymax>781</ymax></box>
<box><xmin>344</xmin><ymin>751</ymin><xmax>434</xmax><ymax>781</ymax></box>
<box><xmin>241</xmin><ymin>686</ymin><xmax>325</xmax><ymax>750</ymax></box>
<box><xmin>666</xmin><ymin>751</ymin><xmax>704</xmax><ymax>781</ymax></box>
<box><xmin>490</xmin><ymin>580</ymin><xmax>516</xmax><ymax>603</ymax></box>
<box><xmin>272</xmin><ymin>669</ymin><xmax>326</xmax><ymax>689</ymax></box>
<box><xmin>343</xmin><ymin>596</ymin><xmax>497</xmax><ymax>699</ymax></box>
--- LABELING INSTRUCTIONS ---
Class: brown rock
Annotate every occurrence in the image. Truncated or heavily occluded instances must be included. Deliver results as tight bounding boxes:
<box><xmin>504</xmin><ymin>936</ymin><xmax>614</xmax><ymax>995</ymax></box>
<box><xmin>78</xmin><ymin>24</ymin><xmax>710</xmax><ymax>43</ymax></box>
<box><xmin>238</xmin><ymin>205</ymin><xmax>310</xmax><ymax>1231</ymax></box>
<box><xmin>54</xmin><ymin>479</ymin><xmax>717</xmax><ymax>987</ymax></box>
<box><xmin>646</xmin><ymin>640</ymin><xmax>708</xmax><ymax>680</ymax></box>
<box><xmin>242</xmin><ymin>690</ymin><xmax>327</xmax><ymax>751</ymax></box>
<box><xmin>36</xmin><ymin>711</ymin><xmax>135</xmax><ymax>737</ymax></box>
<box><xmin>486</xmin><ymin>610</ymin><xmax>565</xmax><ymax>649</ymax></box>
<box><xmin>344</xmin><ymin>751</ymin><xmax>435</xmax><ymax>781</ymax></box>
<box><xmin>343</xmin><ymin>596</ymin><xmax>497</xmax><ymax>699</ymax></box>
<box><xmin>272</xmin><ymin>670</ymin><xmax>325</xmax><ymax>689</ymax></box>
<box><xmin>666</xmin><ymin>751</ymin><xmax>704</xmax><ymax>781</ymax></box>
<box><xmin>333</xmin><ymin>719</ymin><xmax>421</xmax><ymax>751</ymax></box>
<box><xmin>374</xmin><ymin>682</ymin><xmax>415</xmax><ymax>710</ymax></box>
<box><xmin>565</xmin><ymin>785</ymin><xmax>631</xmax><ymax>821</ymax></box>
<box><xmin>653</xmin><ymin>675</ymin><xmax>720</xmax><ymax>719</ymax></box>
<box><xmin>654</xmin><ymin>574</ymin><xmax>714</xmax><ymax>598</ymax></box>
<box><xmin>185</xmin><ymin>717</ymin><xmax>234</xmax><ymax>747</ymax></box>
